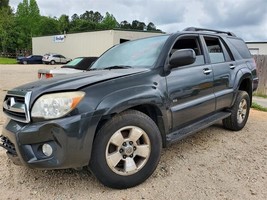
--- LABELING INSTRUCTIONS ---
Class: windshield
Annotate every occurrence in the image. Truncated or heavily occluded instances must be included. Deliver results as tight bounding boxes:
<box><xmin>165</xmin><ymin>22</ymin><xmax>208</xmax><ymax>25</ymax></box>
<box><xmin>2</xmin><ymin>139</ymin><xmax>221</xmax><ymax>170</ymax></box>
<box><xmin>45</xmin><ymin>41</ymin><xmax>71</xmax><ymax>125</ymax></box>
<box><xmin>91</xmin><ymin>35</ymin><xmax>168</xmax><ymax>70</ymax></box>
<box><xmin>65</xmin><ymin>57</ymin><xmax>83</xmax><ymax>67</ymax></box>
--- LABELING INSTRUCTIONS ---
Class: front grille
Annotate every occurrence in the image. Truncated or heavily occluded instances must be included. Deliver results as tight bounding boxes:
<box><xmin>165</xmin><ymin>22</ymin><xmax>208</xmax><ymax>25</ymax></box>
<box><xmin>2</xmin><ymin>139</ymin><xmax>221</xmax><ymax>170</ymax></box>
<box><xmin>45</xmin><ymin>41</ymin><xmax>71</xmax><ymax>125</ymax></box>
<box><xmin>0</xmin><ymin>135</ymin><xmax>17</xmax><ymax>155</ymax></box>
<box><xmin>3</xmin><ymin>90</ymin><xmax>31</xmax><ymax>123</ymax></box>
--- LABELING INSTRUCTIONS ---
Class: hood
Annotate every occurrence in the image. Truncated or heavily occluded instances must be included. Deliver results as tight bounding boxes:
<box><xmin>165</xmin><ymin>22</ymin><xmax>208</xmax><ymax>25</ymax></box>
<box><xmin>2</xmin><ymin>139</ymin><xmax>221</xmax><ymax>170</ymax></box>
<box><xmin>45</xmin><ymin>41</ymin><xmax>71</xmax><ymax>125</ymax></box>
<box><xmin>14</xmin><ymin>68</ymin><xmax>149</xmax><ymax>100</ymax></box>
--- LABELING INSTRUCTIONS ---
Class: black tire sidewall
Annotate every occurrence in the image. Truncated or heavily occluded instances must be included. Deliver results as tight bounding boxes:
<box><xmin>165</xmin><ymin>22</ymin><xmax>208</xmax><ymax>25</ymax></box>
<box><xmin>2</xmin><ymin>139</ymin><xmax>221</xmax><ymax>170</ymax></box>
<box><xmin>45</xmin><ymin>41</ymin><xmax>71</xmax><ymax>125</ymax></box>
<box><xmin>90</xmin><ymin>110</ymin><xmax>162</xmax><ymax>189</ymax></box>
<box><xmin>229</xmin><ymin>91</ymin><xmax>250</xmax><ymax>130</ymax></box>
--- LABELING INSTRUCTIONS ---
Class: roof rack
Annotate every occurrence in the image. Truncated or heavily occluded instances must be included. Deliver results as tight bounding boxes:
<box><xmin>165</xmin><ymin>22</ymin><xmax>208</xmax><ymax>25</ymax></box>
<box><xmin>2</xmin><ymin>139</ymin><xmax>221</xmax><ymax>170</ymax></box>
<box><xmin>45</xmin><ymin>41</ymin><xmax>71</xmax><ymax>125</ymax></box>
<box><xmin>183</xmin><ymin>27</ymin><xmax>236</xmax><ymax>37</ymax></box>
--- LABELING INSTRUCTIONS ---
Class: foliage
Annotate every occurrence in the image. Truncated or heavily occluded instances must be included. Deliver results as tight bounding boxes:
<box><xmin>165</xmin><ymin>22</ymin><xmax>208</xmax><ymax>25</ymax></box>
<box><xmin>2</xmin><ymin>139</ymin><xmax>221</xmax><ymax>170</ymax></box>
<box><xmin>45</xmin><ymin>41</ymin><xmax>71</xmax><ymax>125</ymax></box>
<box><xmin>38</xmin><ymin>16</ymin><xmax>60</xmax><ymax>36</ymax></box>
<box><xmin>16</xmin><ymin>0</ymin><xmax>41</xmax><ymax>49</ymax></box>
<box><xmin>0</xmin><ymin>0</ymin><xmax>10</xmax><ymax>8</ymax></box>
<box><xmin>251</xmin><ymin>102</ymin><xmax>267</xmax><ymax>112</ymax></box>
<box><xmin>100</xmin><ymin>12</ymin><xmax>119</xmax><ymax>29</ymax></box>
<box><xmin>0</xmin><ymin>1</ymin><xmax>163</xmax><ymax>55</ymax></box>
<box><xmin>253</xmin><ymin>92</ymin><xmax>267</xmax><ymax>99</ymax></box>
<box><xmin>0</xmin><ymin>57</ymin><xmax>17</xmax><ymax>64</ymax></box>
<box><xmin>0</xmin><ymin>0</ymin><xmax>14</xmax><ymax>53</ymax></box>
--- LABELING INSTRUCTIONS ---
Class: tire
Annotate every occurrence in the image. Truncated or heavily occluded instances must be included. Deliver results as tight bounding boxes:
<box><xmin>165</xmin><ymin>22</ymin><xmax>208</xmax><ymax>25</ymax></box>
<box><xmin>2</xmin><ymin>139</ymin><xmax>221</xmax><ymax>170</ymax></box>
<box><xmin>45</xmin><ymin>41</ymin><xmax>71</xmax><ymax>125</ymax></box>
<box><xmin>89</xmin><ymin>110</ymin><xmax>162</xmax><ymax>189</ymax></box>
<box><xmin>23</xmin><ymin>60</ymin><xmax>27</xmax><ymax>64</ymax></box>
<box><xmin>223</xmin><ymin>90</ymin><xmax>250</xmax><ymax>131</ymax></box>
<box><xmin>50</xmin><ymin>60</ymin><xmax>55</xmax><ymax>65</ymax></box>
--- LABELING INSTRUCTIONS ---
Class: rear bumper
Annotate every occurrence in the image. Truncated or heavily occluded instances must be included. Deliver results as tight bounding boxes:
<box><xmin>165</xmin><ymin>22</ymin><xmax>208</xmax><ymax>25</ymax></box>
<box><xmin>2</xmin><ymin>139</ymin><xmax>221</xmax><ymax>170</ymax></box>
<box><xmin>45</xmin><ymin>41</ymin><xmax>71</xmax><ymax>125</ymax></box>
<box><xmin>0</xmin><ymin>113</ymin><xmax>98</xmax><ymax>169</ymax></box>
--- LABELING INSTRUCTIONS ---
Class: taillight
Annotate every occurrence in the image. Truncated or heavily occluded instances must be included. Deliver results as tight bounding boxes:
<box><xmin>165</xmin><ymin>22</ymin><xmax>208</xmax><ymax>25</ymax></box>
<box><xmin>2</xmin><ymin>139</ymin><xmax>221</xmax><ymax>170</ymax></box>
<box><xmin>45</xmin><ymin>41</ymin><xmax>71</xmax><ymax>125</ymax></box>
<box><xmin>38</xmin><ymin>73</ymin><xmax>41</xmax><ymax>79</ymax></box>
<box><xmin>45</xmin><ymin>73</ymin><xmax>53</xmax><ymax>79</ymax></box>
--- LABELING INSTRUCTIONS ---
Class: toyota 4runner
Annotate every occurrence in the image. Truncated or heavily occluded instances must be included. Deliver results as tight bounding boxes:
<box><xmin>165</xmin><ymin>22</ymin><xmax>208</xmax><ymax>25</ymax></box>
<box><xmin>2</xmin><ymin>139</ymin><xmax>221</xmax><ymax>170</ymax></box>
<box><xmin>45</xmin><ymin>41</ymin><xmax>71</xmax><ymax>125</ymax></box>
<box><xmin>1</xmin><ymin>27</ymin><xmax>258</xmax><ymax>189</ymax></box>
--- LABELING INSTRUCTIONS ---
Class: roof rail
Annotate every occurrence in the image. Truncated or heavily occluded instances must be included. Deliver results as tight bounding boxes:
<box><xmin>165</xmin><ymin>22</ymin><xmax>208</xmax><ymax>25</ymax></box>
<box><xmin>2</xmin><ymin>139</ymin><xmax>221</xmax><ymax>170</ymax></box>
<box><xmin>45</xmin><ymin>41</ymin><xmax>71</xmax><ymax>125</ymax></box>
<box><xmin>183</xmin><ymin>27</ymin><xmax>236</xmax><ymax>37</ymax></box>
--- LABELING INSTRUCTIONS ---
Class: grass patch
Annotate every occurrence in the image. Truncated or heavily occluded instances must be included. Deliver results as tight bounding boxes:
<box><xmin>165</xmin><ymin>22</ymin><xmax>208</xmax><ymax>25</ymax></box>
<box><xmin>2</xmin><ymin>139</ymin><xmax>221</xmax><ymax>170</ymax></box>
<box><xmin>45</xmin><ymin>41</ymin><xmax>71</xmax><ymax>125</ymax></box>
<box><xmin>253</xmin><ymin>92</ymin><xmax>267</xmax><ymax>99</ymax></box>
<box><xmin>0</xmin><ymin>57</ymin><xmax>17</xmax><ymax>64</ymax></box>
<box><xmin>251</xmin><ymin>102</ymin><xmax>267</xmax><ymax>112</ymax></box>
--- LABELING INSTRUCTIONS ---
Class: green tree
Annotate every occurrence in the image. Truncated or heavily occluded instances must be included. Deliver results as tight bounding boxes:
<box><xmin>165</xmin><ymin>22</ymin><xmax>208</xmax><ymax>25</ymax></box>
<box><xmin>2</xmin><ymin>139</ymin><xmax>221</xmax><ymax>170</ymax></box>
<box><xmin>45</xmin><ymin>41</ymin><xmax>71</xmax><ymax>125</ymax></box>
<box><xmin>16</xmin><ymin>0</ymin><xmax>41</xmax><ymax>50</ymax></box>
<box><xmin>71</xmin><ymin>13</ymin><xmax>79</xmax><ymax>21</ymax></box>
<box><xmin>38</xmin><ymin>16</ymin><xmax>60</xmax><ymax>36</ymax></box>
<box><xmin>0</xmin><ymin>0</ymin><xmax>10</xmax><ymax>8</ymax></box>
<box><xmin>0</xmin><ymin>0</ymin><xmax>15</xmax><ymax>54</ymax></box>
<box><xmin>147</xmin><ymin>22</ymin><xmax>156</xmax><ymax>31</ymax></box>
<box><xmin>131</xmin><ymin>20</ymin><xmax>146</xmax><ymax>30</ymax></box>
<box><xmin>100</xmin><ymin>12</ymin><xmax>118</xmax><ymax>29</ymax></box>
<box><xmin>58</xmin><ymin>14</ymin><xmax>70</xmax><ymax>33</ymax></box>
<box><xmin>93</xmin><ymin>11</ymin><xmax>103</xmax><ymax>23</ymax></box>
<box><xmin>120</xmin><ymin>20</ymin><xmax>131</xmax><ymax>29</ymax></box>
<box><xmin>80</xmin><ymin>10</ymin><xmax>103</xmax><ymax>23</ymax></box>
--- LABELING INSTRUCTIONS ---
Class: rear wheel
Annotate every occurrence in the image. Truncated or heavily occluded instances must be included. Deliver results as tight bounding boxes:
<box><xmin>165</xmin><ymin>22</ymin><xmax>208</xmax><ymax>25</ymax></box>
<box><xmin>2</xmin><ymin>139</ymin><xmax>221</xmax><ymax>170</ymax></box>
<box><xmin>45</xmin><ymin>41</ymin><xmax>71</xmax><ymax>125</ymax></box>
<box><xmin>23</xmin><ymin>60</ymin><xmax>27</xmax><ymax>64</ymax></box>
<box><xmin>90</xmin><ymin>110</ymin><xmax>162</xmax><ymax>189</ymax></box>
<box><xmin>223</xmin><ymin>91</ymin><xmax>250</xmax><ymax>131</ymax></box>
<box><xmin>50</xmin><ymin>60</ymin><xmax>55</xmax><ymax>65</ymax></box>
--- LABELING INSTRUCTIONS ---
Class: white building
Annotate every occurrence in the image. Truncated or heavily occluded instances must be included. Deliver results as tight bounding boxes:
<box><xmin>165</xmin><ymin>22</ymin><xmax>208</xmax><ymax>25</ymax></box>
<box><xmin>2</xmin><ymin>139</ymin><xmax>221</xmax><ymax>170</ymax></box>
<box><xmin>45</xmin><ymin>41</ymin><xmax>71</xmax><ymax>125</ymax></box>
<box><xmin>32</xmin><ymin>30</ymin><xmax>164</xmax><ymax>59</ymax></box>
<box><xmin>246</xmin><ymin>42</ymin><xmax>267</xmax><ymax>55</ymax></box>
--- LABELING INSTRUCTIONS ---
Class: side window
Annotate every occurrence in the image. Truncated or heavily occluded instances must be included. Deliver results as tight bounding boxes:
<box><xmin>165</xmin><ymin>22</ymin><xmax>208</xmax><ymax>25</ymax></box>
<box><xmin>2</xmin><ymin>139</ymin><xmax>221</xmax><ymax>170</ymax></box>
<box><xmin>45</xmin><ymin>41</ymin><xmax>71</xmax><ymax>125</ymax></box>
<box><xmin>171</xmin><ymin>36</ymin><xmax>205</xmax><ymax>66</ymax></box>
<box><xmin>204</xmin><ymin>37</ymin><xmax>230</xmax><ymax>63</ymax></box>
<box><xmin>227</xmin><ymin>38</ymin><xmax>251</xmax><ymax>59</ymax></box>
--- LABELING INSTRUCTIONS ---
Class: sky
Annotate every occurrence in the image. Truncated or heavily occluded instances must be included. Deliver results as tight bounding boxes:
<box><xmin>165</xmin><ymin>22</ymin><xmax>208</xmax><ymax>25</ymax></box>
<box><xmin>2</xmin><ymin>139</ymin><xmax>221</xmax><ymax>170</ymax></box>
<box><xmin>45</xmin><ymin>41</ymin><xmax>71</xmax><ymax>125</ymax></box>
<box><xmin>9</xmin><ymin>0</ymin><xmax>267</xmax><ymax>42</ymax></box>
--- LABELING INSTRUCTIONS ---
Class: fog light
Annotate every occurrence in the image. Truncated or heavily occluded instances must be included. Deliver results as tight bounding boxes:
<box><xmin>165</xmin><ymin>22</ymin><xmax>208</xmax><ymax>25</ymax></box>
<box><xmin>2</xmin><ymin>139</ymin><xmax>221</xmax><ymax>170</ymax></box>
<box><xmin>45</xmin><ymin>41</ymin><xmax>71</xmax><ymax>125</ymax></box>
<box><xmin>42</xmin><ymin>143</ymin><xmax>53</xmax><ymax>157</ymax></box>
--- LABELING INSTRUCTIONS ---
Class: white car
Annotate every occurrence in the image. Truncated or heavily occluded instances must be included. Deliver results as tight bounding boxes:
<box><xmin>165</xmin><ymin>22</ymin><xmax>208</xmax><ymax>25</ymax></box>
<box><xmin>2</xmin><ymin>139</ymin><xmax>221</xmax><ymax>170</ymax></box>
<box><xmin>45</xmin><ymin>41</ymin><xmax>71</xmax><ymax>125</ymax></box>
<box><xmin>38</xmin><ymin>57</ymin><xmax>98</xmax><ymax>79</ymax></box>
<box><xmin>42</xmin><ymin>53</ymin><xmax>72</xmax><ymax>65</ymax></box>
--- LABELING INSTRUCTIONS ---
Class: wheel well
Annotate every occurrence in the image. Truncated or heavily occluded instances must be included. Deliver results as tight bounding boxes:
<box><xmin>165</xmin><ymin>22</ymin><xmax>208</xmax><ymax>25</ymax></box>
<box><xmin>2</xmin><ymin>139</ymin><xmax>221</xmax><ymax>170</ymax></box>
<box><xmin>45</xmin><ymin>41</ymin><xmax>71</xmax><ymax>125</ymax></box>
<box><xmin>95</xmin><ymin>104</ymin><xmax>166</xmax><ymax>147</ymax></box>
<box><xmin>239</xmin><ymin>78</ymin><xmax>252</xmax><ymax>105</ymax></box>
<box><xmin>129</xmin><ymin>104</ymin><xmax>167</xmax><ymax>146</ymax></box>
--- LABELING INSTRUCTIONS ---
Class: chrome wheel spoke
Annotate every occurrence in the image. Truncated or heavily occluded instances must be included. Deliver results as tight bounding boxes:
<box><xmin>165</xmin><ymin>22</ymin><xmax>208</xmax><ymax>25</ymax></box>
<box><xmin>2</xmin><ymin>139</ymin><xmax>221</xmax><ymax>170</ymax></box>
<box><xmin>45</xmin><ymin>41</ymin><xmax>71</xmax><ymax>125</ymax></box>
<box><xmin>124</xmin><ymin>157</ymin><xmax>137</xmax><ymax>172</ymax></box>
<box><xmin>107</xmin><ymin>151</ymin><xmax>123</xmax><ymax>167</ymax></box>
<box><xmin>128</xmin><ymin>127</ymin><xmax>143</xmax><ymax>142</ymax></box>
<box><xmin>237</xmin><ymin>99</ymin><xmax>247</xmax><ymax>123</ymax></box>
<box><xmin>109</xmin><ymin>131</ymin><xmax>124</xmax><ymax>147</ymax></box>
<box><xmin>135</xmin><ymin>144</ymin><xmax>150</xmax><ymax>158</ymax></box>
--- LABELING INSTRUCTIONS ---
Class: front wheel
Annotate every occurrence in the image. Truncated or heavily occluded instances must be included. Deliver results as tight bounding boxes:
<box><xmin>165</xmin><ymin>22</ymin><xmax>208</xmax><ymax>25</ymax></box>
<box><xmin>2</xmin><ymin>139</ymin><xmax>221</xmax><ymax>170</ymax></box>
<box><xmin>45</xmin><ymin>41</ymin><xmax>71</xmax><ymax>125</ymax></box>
<box><xmin>223</xmin><ymin>90</ymin><xmax>250</xmax><ymax>131</ymax></box>
<box><xmin>50</xmin><ymin>60</ymin><xmax>55</xmax><ymax>65</ymax></box>
<box><xmin>89</xmin><ymin>110</ymin><xmax>162</xmax><ymax>189</ymax></box>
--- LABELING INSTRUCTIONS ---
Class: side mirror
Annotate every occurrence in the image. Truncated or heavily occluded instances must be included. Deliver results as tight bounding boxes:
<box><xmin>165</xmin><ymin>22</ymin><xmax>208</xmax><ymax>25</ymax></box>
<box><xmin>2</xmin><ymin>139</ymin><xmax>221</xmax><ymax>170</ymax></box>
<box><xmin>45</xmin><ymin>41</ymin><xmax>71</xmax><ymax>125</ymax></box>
<box><xmin>169</xmin><ymin>49</ymin><xmax>196</xmax><ymax>68</ymax></box>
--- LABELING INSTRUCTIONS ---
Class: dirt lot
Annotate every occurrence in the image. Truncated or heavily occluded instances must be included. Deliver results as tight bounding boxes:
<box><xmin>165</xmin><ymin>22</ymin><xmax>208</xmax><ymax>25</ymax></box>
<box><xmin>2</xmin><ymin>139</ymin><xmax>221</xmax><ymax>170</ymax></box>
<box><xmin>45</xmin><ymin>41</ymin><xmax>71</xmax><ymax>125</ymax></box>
<box><xmin>0</xmin><ymin>65</ymin><xmax>266</xmax><ymax>200</ymax></box>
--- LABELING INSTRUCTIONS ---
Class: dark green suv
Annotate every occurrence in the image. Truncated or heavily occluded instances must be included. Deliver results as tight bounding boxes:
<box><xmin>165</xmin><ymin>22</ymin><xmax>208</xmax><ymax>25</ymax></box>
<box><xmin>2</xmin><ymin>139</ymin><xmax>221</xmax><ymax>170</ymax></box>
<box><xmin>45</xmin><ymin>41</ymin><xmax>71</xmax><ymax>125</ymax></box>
<box><xmin>1</xmin><ymin>27</ymin><xmax>258</xmax><ymax>189</ymax></box>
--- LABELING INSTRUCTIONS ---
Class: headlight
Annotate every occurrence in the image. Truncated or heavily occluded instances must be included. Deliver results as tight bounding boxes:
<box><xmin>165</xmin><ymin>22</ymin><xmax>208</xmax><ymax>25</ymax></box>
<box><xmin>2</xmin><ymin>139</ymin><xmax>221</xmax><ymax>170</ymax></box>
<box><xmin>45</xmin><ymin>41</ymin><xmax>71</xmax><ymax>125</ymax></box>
<box><xmin>31</xmin><ymin>91</ymin><xmax>85</xmax><ymax>119</ymax></box>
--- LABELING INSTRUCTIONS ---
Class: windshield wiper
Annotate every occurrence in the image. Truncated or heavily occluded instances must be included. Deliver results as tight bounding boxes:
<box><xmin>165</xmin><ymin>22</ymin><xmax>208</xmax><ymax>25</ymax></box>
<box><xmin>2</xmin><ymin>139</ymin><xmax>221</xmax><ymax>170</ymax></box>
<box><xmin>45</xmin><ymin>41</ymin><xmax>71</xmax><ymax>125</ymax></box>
<box><xmin>102</xmin><ymin>65</ymin><xmax>132</xmax><ymax>70</ymax></box>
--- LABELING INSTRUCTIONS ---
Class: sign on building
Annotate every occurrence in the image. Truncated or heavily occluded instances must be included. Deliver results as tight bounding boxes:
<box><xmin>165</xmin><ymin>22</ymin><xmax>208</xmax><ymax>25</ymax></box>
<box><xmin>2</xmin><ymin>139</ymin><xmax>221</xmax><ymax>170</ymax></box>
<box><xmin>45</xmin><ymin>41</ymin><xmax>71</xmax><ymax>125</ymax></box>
<box><xmin>53</xmin><ymin>35</ymin><xmax>65</xmax><ymax>43</ymax></box>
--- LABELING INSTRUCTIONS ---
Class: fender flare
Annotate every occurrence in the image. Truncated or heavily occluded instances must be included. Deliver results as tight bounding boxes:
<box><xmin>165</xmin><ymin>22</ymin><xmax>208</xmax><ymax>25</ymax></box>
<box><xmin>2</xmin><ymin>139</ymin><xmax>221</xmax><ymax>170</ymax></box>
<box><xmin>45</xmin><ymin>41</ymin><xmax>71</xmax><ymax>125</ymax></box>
<box><xmin>231</xmin><ymin>68</ymin><xmax>253</xmax><ymax>106</ymax></box>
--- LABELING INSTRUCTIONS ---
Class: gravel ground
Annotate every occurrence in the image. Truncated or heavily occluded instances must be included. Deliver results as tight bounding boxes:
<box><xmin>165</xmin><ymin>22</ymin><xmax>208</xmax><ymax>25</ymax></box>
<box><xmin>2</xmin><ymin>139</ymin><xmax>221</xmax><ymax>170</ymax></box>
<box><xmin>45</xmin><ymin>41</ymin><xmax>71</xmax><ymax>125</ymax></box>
<box><xmin>0</xmin><ymin>65</ymin><xmax>266</xmax><ymax>200</ymax></box>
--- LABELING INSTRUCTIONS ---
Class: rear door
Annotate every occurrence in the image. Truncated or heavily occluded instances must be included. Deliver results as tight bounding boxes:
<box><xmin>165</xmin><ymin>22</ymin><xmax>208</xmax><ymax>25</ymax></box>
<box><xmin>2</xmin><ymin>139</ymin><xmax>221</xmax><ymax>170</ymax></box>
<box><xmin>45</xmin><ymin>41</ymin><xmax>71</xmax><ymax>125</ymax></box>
<box><xmin>59</xmin><ymin>55</ymin><xmax>67</xmax><ymax>63</ymax></box>
<box><xmin>201</xmin><ymin>36</ymin><xmax>236</xmax><ymax>110</ymax></box>
<box><xmin>53</xmin><ymin>55</ymin><xmax>60</xmax><ymax>63</ymax></box>
<box><xmin>166</xmin><ymin>35</ymin><xmax>215</xmax><ymax>130</ymax></box>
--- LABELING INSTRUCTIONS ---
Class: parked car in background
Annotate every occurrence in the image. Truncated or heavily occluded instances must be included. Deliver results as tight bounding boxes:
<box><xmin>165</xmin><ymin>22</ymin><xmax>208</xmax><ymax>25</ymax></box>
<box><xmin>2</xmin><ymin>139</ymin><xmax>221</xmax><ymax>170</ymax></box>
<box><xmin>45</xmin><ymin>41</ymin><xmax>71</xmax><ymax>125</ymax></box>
<box><xmin>17</xmin><ymin>55</ymin><xmax>43</xmax><ymax>64</ymax></box>
<box><xmin>42</xmin><ymin>53</ymin><xmax>72</xmax><ymax>65</ymax></box>
<box><xmin>38</xmin><ymin>57</ymin><xmax>98</xmax><ymax>79</ymax></box>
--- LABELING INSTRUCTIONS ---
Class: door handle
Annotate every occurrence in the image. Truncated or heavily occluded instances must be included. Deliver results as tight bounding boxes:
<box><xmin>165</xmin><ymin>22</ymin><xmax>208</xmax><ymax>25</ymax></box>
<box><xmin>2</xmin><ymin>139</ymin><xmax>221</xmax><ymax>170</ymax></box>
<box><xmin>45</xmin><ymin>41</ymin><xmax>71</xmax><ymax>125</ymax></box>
<box><xmin>203</xmin><ymin>68</ymin><xmax>212</xmax><ymax>75</ymax></box>
<box><xmin>229</xmin><ymin>64</ymin><xmax>235</xmax><ymax>69</ymax></box>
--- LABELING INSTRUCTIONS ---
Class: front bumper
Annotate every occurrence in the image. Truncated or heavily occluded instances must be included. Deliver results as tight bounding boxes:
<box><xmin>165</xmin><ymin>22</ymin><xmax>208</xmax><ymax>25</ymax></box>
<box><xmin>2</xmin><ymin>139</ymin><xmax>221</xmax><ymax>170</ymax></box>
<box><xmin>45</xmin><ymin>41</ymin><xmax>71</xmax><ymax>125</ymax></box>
<box><xmin>0</xmin><ymin>113</ymin><xmax>98</xmax><ymax>169</ymax></box>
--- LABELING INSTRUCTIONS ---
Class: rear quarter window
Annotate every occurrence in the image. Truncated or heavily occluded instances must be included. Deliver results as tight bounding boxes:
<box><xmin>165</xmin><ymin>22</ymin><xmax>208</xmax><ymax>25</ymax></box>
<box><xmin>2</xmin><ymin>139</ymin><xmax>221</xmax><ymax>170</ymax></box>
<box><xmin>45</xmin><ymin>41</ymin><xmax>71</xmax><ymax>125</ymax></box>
<box><xmin>227</xmin><ymin>38</ymin><xmax>252</xmax><ymax>59</ymax></box>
